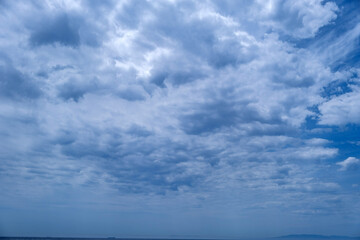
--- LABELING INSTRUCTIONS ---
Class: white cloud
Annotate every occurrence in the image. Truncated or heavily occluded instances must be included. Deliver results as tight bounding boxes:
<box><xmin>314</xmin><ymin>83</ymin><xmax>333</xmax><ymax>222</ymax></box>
<box><xmin>319</xmin><ymin>87</ymin><xmax>360</xmax><ymax>125</ymax></box>
<box><xmin>254</xmin><ymin>0</ymin><xmax>338</xmax><ymax>38</ymax></box>
<box><xmin>337</xmin><ymin>157</ymin><xmax>360</xmax><ymax>171</ymax></box>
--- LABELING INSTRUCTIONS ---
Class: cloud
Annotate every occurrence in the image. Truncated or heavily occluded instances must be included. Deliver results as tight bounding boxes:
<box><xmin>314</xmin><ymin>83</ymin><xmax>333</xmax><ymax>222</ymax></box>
<box><xmin>57</xmin><ymin>77</ymin><xmax>99</xmax><ymax>102</ymax></box>
<box><xmin>29</xmin><ymin>14</ymin><xmax>80</xmax><ymax>47</ymax></box>
<box><xmin>260</xmin><ymin>0</ymin><xmax>338</xmax><ymax>38</ymax></box>
<box><xmin>0</xmin><ymin>0</ymin><xmax>360</xmax><ymax>236</ymax></box>
<box><xmin>0</xmin><ymin>56</ymin><xmax>42</xmax><ymax>100</ymax></box>
<box><xmin>337</xmin><ymin>157</ymin><xmax>360</xmax><ymax>171</ymax></box>
<box><xmin>0</xmin><ymin>0</ymin><xmax>341</xmax><ymax>185</ymax></box>
<box><xmin>0</xmin><ymin>0</ymin><xmax>343</xmax><ymax>196</ymax></box>
<box><xmin>319</xmin><ymin>86</ymin><xmax>360</xmax><ymax>125</ymax></box>
<box><xmin>212</xmin><ymin>0</ymin><xmax>338</xmax><ymax>39</ymax></box>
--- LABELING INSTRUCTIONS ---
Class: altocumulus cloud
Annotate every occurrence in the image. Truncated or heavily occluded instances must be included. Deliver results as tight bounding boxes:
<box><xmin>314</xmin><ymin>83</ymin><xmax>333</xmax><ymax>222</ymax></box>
<box><xmin>0</xmin><ymin>0</ymin><xmax>360</xmax><ymax>238</ymax></box>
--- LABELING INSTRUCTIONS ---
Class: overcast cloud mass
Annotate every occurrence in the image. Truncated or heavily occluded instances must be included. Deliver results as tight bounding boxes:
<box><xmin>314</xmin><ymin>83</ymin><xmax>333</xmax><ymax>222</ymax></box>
<box><xmin>0</xmin><ymin>0</ymin><xmax>360</xmax><ymax>238</ymax></box>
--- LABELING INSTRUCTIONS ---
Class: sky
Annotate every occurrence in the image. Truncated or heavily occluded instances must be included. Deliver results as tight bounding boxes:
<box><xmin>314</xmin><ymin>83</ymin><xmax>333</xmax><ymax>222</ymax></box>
<box><xmin>0</xmin><ymin>0</ymin><xmax>360</xmax><ymax>238</ymax></box>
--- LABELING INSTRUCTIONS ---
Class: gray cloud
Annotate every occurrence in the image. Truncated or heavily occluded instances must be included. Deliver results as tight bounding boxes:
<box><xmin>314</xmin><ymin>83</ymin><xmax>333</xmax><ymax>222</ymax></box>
<box><xmin>29</xmin><ymin>14</ymin><xmax>80</xmax><ymax>47</ymax></box>
<box><xmin>0</xmin><ymin>57</ymin><xmax>42</xmax><ymax>100</ymax></box>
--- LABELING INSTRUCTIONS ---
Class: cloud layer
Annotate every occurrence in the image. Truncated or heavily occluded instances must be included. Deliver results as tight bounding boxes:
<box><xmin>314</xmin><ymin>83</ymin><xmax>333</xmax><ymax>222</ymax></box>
<box><xmin>0</xmin><ymin>0</ymin><xmax>359</xmax><ymax>237</ymax></box>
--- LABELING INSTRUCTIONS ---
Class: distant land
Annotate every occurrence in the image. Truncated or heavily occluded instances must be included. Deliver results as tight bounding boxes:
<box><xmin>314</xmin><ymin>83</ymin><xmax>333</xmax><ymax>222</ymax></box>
<box><xmin>0</xmin><ymin>235</ymin><xmax>359</xmax><ymax>240</ymax></box>
<box><xmin>277</xmin><ymin>235</ymin><xmax>360</xmax><ymax>240</ymax></box>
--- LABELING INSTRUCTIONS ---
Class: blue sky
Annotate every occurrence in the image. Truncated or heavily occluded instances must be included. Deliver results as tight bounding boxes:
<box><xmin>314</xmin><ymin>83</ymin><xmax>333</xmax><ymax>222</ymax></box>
<box><xmin>0</xmin><ymin>0</ymin><xmax>359</xmax><ymax>238</ymax></box>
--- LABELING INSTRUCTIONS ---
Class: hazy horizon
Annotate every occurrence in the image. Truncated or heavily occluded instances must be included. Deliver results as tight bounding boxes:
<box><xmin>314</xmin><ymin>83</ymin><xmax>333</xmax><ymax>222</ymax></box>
<box><xmin>0</xmin><ymin>235</ymin><xmax>359</xmax><ymax>239</ymax></box>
